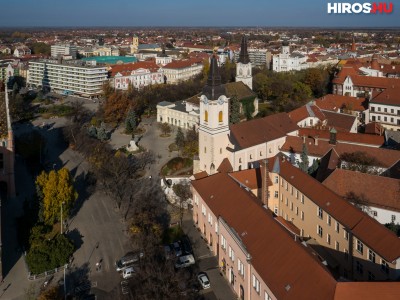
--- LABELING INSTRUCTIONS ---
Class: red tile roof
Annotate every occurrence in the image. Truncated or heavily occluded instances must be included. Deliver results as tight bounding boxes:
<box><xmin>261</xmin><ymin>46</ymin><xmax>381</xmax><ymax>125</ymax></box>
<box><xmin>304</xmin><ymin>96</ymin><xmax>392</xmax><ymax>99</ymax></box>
<box><xmin>370</xmin><ymin>85</ymin><xmax>400</xmax><ymax>106</ymax></box>
<box><xmin>163</xmin><ymin>58</ymin><xmax>203</xmax><ymax>69</ymax></box>
<box><xmin>281</xmin><ymin>135</ymin><xmax>400</xmax><ymax>168</ymax></box>
<box><xmin>322</xmin><ymin>110</ymin><xmax>357</xmax><ymax>132</ymax></box>
<box><xmin>298</xmin><ymin>128</ymin><xmax>384</xmax><ymax>147</ymax></box>
<box><xmin>275</xmin><ymin>156</ymin><xmax>400</xmax><ymax>262</ymax></box>
<box><xmin>230</xmin><ymin>112</ymin><xmax>299</xmax><ymax>149</ymax></box>
<box><xmin>315</xmin><ymin>94</ymin><xmax>368</xmax><ymax>112</ymax></box>
<box><xmin>333</xmin><ymin>67</ymin><xmax>400</xmax><ymax>88</ymax></box>
<box><xmin>217</xmin><ymin>157</ymin><xmax>233</xmax><ymax>173</ymax></box>
<box><xmin>323</xmin><ymin>168</ymin><xmax>400</xmax><ymax>212</ymax></box>
<box><xmin>334</xmin><ymin>282</ymin><xmax>400</xmax><ymax>300</ymax></box>
<box><xmin>192</xmin><ymin>172</ymin><xmax>337</xmax><ymax>299</ymax></box>
<box><xmin>287</xmin><ymin>104</ymin><xmax>326</xmax><ymax>124</ymax></box>
<box><xmin>109</xmin><ymin>61</ymin><xmax>160</xmax><ymax>77</ymax></box>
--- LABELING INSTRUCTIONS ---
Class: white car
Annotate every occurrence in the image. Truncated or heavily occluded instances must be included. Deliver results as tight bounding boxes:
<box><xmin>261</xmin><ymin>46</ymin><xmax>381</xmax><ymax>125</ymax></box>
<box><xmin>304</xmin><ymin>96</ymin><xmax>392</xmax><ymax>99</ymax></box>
<box><xmin>197</xmin><ymin>272</ymin><xmax>210</xmax><ymax>289</ymax></box>
<box><xmin>122</xmin><ymin>267</ymin><xmax>135</xmax><ymax>279</ymax></box>
<box><xmin>174</xmin><ymin>254</ymin><xmax>195</xmax><ymax>269</ymax></box>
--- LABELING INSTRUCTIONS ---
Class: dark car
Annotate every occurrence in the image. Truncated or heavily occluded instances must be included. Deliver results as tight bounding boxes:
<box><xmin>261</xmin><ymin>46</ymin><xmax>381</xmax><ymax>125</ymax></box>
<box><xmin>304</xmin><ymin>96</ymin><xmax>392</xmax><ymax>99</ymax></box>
<box><xmin>181</xmin><ymin>235</ymin><xmax>193</xmax><ymax>255</ymax></box>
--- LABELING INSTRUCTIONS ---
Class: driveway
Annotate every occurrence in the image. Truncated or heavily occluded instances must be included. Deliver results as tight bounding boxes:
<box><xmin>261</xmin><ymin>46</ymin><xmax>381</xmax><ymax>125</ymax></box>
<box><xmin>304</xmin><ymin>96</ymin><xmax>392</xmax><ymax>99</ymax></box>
<box><xmin>182</xmin><ymin>212</ymin><xmax>236</xmax><ymax>300</ymax></box>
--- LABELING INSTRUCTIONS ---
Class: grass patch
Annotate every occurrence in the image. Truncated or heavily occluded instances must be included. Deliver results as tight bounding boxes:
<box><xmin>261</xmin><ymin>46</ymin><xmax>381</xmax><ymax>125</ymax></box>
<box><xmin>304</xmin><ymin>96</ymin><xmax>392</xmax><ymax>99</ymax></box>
<box><xmin>161</xmin><ymin>157</ymin><xmax>193</xmax><ymax>176</ymax></box>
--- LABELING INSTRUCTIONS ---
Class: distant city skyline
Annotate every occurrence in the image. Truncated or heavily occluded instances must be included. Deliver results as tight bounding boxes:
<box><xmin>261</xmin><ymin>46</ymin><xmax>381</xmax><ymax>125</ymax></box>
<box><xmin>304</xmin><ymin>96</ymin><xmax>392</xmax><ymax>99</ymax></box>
<box><xmin>1</xmin><ymin>0</ymin><xmax>399</xmax><ymax>28</ymax></box>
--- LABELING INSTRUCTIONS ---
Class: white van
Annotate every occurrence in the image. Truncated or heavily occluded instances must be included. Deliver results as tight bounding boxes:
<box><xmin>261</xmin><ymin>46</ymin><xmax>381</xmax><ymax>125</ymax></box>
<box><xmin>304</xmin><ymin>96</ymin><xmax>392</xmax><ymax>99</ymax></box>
<box><xmin>122</xmin><ymin>267</ymin><xmax>135</xmax><ymax>279</ymax></box>
<box><xmin>175</xmin><ymin>254</ymin><xmax>195</xmax><ymax>269</ymax></box>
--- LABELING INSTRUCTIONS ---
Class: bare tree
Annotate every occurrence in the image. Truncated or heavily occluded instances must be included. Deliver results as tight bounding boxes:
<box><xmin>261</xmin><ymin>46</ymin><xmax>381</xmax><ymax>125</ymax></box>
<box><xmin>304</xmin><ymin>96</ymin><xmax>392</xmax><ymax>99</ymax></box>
<box><xmin>172</xmin><ymin>182</ymin><xmax>192</xmax><ymax>227</ymax></box>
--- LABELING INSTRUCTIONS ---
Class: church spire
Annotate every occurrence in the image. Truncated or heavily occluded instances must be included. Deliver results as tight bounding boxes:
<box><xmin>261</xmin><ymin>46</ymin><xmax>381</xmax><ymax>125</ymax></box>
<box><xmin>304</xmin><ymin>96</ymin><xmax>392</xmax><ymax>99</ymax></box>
<box><xmin>238</xmin><ymin>35</ymin><xmax>250</xmax><ymax>64</ymax></box>
<box><xmin>202</xmin><ymin>55</ymin><xmax>225</xmax><ymax>100</ymax></box>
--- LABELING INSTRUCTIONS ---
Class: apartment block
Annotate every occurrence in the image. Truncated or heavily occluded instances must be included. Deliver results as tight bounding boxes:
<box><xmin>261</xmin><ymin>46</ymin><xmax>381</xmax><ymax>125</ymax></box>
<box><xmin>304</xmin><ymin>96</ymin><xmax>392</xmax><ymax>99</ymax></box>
<box><xmin>28</xmin><ymin>59</ymin><xmax>107</xmax><ymax>98</ymax></box>
<box><xmin>51</xmin><ymin>44</ymin><xmax>77</xmax><ymax>59</ymax></box>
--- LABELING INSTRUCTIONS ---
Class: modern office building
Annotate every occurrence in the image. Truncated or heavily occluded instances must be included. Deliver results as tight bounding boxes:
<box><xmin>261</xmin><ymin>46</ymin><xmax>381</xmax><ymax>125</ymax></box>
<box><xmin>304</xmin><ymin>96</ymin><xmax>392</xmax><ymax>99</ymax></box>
<box><xmin>28</xmin><ymin>59</ymin><xmax>108</xmax><ymax>98</ymax></box>
<box><xmin>51</xmin><ymin>44</ymin><xmax>78</xmax><ymax>59</ymax></box>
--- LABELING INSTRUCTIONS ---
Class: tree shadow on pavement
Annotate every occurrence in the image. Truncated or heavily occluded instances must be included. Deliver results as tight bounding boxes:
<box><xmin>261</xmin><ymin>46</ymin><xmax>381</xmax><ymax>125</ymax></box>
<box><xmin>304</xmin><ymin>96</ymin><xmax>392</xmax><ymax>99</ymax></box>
<box><xmin>66</xmin><ymin>262</ymin><xmax>92</xmax><ymax>299</ymax></box>
<box><xmin>69</xmin><ymin>170</ymin><xmax>96</xmax><ymax>220</ymax></box>
<box><xmin>66</xmin><ymin>228</ymin><xmax>84</xmax><ymax>251</ymax></box>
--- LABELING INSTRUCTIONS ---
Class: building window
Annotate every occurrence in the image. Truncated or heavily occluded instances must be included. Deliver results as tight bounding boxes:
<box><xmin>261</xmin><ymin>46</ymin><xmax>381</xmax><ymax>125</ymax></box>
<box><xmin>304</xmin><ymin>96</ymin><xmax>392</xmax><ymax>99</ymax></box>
<box><xmin>357</xmin><ymin>239</ymin><xmax>364</xmax><ymax>254</ymax></box>
<box><xmin>391</xmin><ymin>215</ymin><xmax>396</xmax><ymax>222</ymax></box>
<box><xmin>252</xmin><ymin>275</ymin><xmax>260</xmax><ymax>294</ymax></box>
<box><xmin>381</xmin><ymin>260</ymin><xmax>389</xmax><ymax>274</ymax></box>
<box><xmin>368</xmin><ymin>249</ymin><xmax>376</xmax><ymax>263</ymax></box>
<box><xmin>204</xmin><ymin>147</ymin><xmax>207</xmax><ymax>154</ymax></box>
<box><xmin>290</xmin><ymin>202</ymin><xmax>293</xmax><ymax>211</ymax></box>
<box><xmin>327</xmin><ymin>234</ymin><xmax>331</xmax><ymax>245</ymax></box>
<box><xmin>221</xmin><ymin>235</ymin><xmax>227</xmax><ymax>250</ymax></box>
<box><xmin>228</xmin><ymin>246</ymin><xmax>235</xmax><ymax>262</ymax></box>
<box><xmin>274</xmin><ymin>191</ymin><xmax>278</xmax><ymax>198</ymax></box>
<box><xmin>344</xmin><ymin>230</ymin><xmax>349</xmax><ymax>240</ymax></box>
<box><xmin>215</xmin><ymin>222</ymin><xmax>218</xmax><ymax>233</ymax></box>
<box><xmin>301</xmin><ymin>211</ymin><xmax>304</xmax><ymax>221</ymax></box>
<box><xmin>356</xmin><ymin>261</ymin><xmax>364</xmax><ymax>275</ymax></box>
<box><xmin>218</xmin><ymin>111</ymin><xmax>223</xmax><ymax>123</ymax></box>
<box><xmin>344</xmin><ymin>249</ymin><xmax>349</xmax><ymax>260</ymax></box>
<box><xmin>202</xmin><ymin>204</ymin><xmax>206</xmax><ymax>216</ymax></box>
<box><xmin>194</xmin><ymin>195</ymin><xmax>198</xmax><ymax>206</ymax></box>
<box><xmin>285</xmin><ymin>182</ymin><xmax>288</xmax><ymax>191</ymax></box>
<box><xmin>317</xmin><ymin>225</ymin><xmax>323</xmax><ymax>237</ymax></box>
<box><xmin>335</xmin><ymin>241</ymin><xmax>339</xmax><ymax>251</ymax></box>
<box><xmin>335</xmin><ymin>221</ymin><xmax>340</xmax><ymax>233</ymax></box>
<box><xmin>265</xmin><ymin>291</ymin><xmax>272</xmax><ymax>300</ymax></box>
<box><xmin>296</xmin><ymin>207</ymin><xmax>299</xmax><ymax>216</ymax></box>
<box><xmin>318</xmin><ymin>207</ymin><xmax>323</xmax><ymax>219</ymax></box>
<box><xmin>296</xmin><ymin>190</ymin><xmax>299</xmax><ymax>199</ymax></box>
<box><xmin>368</xmin><ymin>271</ymin><xmax>375</xmax><ymax>281</ymax></box>
<box><xmin>204</xmin><ymin>110</ymin><xmax>208</xmax><ymax>122</ymax></box>
<box><xmin>285</xmin><ymin>198</ymin><xmax>288</xmax><ymax>206</ymax></box>
<box><xmin>274</xmin><ymin>176</ymin><xmax>279</xmax><ymax>184</ymax></box>
<box><xmin>301</xmin><ymin>194</ymin><xmax>304</xmax><ymax>203</ymax></box>
<box><xmin>238</xmin><ymin>259</ymin><xmax>244</xmax><ymax>277</ymax></box>
<box><xmin>327</xmin><ymin>215</ymin><xmax>331</xmax><ymax>226</ymax></box>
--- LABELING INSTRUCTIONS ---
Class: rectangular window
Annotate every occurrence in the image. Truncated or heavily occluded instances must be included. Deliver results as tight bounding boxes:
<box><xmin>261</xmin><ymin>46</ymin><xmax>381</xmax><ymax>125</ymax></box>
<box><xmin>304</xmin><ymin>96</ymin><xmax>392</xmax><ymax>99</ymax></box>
<box><xmin>318</xmin><ymin>207</ymin><xmax>323</xmax><ymax>219</ymax></box>
<box><xmin>208</xmin><ymin>213</ymin><xmax>212</xmax><ymax>224</ymax></box>
<box><xmin>317</xmin><ymin>225</ymin><xmax>323</xmax><ymax>237</ymax></box>
<box><xmin>265</xmin><ymin>291</ymin><xmax>272</xmax><ymax>300</ymax></box>
<box><xmin>335</xmin><ymin>222</ymin><xmax>340</xmax><ymax>233</ymax></box>
<box><xmin>301</xmin><ymin>211</ymin><xmax>304</xmax><ymax>221</ymax></box>
<box><xmin>285</xmin><ymin>198</ymin><xmax>288</xmax><ymax>206</ymax></box>
<box><xmin>296</xmin><ymin>207</ymin><xmax>299</xmax><ymax>216</ymax></box>
<box><xmin>335</xmin><ymin>241</ymin><xmax>339</xmax><ymax>251</ymax></box>
<box><xmin>344</xmin><ymin>230</ymin><xmax>349</xmax><ymax>240</ymax></box>
<box><xmin>368</xmin><ymin>271</ymin><xmax>375</xmax><ymax>281</ymax></box>
<box><xmin>215</xmin><ymin>222</ymin><xmax>218</xmax><ymax>233</ymax></box>
<box><xmin>296</xmin><ymin>190</ymin><xmax>299</xmax><ymax>199</ymax></box>
<box><xmin>327</xmin><ymin>215</ymin><xmax>331</xmax><ymax>226</ymax></box>
<box><xmin>290</xmin><ymin>202</ymin><xmax>293</xmax><ymax>211</ymax></box>
<box><xmin>285</xmin><ymin>182</ymin><xmax>288</xmax><ymax>191</ymax></box>
<box><xmin>368</xmin><ymin>249</ymin><xmax>376</xmax><ymax>263</ymax></box>
<box><xmin>229</xmin><ymin>246</ymin><xmax>235</xmax><ymax>262</ymax></box>
<box><xmin>291</xmin><ymin>186</ymin><xmax>293</xmax><ymax>195</ymax></box>
<box><xmin>274</xmin><ymin>176</ymin><xmax>278</xmax><ymax>184</ymax></box>
<box><xmin>327</xmin><ymin>233</ymin><xmax>331</xmax><ymax>245</ymax></box>
<box><xmin>253</xmin><ymin>274</ymin><xmax>260</xmax><ymax>293</ymax></box>
<box><xmin>202</xmin><ymin>204</ymin><xmax>206</xmax><ymax>216</ymax></box>
<box><xmin>274</xmin><ymin>191</ymin><xmax>278</xmax><ymax>198</ymax></box>
<box><xmin>356</xmin><ymin>261</ymin><xmax>364</xmax><ymax>275</ymax></box>
<box><xmin>392</xmin><ymin>215</ymin><xmax>396</xmax><ymax>222</ymax></box>
<box><xmin>221</xmin><ymin>235</ymin><xmax>226</xmax><ymax>250</ymax></box>
<box><xmin>238</xmin><ymin>259</ymin><xmax>244</xmax><ymax>276</ymax></box>
<box><xmin>357</xmin><ymin>239</ymin><xmax>364</xmax><ymax>255</ymax></box>
<box><xmin>381</xmin><ymin>260</ymin><xmax>389</xmax><ymax>274</ymax></box>
<box><xmin>301</xmin><ymin>194</ymin><xmax>304</xmax><ymax>204</ymax></box>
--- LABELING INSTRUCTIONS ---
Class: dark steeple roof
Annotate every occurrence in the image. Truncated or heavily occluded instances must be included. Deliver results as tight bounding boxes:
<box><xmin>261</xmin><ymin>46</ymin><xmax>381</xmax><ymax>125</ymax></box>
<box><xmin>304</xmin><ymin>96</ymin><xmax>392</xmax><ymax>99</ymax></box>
<box><xmin>202</xmin><ymin>55</ymin><xmax>225</xmax><ymax>100</ymax></box>
<box><xmin>158</xmin><ymin>44</ymin><xmax>168</xmax><ymax>57</ymax></box>
<box><xmin>238</xmin><ymin>35</ymin><xmax>250</xmax><ymax>64</ymax></box>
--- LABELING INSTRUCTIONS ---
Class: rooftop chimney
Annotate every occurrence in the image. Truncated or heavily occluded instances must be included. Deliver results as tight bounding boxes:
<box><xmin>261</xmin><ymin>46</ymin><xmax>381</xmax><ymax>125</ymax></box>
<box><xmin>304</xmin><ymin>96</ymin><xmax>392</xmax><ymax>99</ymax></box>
<box><xmin>314</xmin><ymin>136</ymin><xmax>319</xmax><ymax>146</ymax></box>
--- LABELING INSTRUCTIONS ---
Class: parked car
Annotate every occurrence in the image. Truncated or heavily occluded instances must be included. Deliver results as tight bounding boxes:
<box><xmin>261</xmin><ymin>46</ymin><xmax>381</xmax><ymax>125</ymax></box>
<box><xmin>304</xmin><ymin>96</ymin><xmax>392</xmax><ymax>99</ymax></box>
<box><xmin>197</xmin><ymin>272</ymin><xmax>210</xmax><ymax>289</ymax></box>
<box><xmin>175</xmin><ymin>254</ymin><xmax>195</xmax><ymax>269</ymax></box>
<box><xmin>181</xmin><ymin>235</ymin><xmax>193</xmax><ymax>255</ymax></box>
<box><xmin>115</xmin><ymin>251</ymin><xmax>144</xmax><ymax>272</ymax></box>
<box><xmin>173</xmin><ymin>241</ymin><xmax>182</xmax><ymax>257</ymax></box>
<box><xmin>122</xmin><ymin>267</ymin><xmax>135</xmax><ymax>279</ymax></box>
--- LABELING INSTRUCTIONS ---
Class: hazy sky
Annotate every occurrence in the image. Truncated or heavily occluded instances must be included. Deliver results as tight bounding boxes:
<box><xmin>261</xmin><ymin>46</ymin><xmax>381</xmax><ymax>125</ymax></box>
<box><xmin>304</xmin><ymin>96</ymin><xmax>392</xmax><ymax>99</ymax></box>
<box><xmin>1</xmin><ymin>0</ymin><xmax>399</xmax><ymax>27</ymax></box>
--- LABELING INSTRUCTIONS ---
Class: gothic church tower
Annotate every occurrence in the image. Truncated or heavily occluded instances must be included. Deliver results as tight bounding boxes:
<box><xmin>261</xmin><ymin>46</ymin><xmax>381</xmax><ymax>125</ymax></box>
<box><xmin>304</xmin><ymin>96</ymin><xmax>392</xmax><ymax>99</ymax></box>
<box><xmin>236</xmin><ymin>35</ymin><xmax>252</xmax><ymax>90</ymax></box>
<box><xmin>199</xmin><ymin>55</ymin><xmax>230</xmax><ymax>175</ymax></box>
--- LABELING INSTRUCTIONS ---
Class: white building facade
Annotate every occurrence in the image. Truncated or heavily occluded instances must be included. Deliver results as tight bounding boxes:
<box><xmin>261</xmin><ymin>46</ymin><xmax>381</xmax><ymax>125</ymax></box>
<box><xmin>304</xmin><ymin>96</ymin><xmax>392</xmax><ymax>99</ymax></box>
<box><xmin>272</xmin><ymin>42</ymin><xmax>308</xmax><ymax>72</ymax></box>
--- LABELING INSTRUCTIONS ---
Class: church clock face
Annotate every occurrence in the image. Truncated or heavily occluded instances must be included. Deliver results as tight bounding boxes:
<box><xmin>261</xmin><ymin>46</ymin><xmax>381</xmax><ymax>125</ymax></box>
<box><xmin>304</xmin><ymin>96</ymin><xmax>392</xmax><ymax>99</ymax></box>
<box><xmin>218</xmin><ymin>98</ymin><xmax>224</xmax><ymax>105</ymax></box>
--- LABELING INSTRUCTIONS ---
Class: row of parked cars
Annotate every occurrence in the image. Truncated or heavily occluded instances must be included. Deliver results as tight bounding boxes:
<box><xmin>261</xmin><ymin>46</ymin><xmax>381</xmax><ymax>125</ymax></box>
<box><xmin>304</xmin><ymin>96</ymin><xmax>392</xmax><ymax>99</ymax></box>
<box><xmin>115</xmin><ymin>251</ymin><xmax>144</xmax><ymax>279</ymax></box>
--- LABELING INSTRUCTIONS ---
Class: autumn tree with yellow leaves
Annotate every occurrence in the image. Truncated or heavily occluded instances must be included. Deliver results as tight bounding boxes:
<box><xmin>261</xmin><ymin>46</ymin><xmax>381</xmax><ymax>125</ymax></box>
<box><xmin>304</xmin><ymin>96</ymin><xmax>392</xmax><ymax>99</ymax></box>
<box><xmin>36</xmin><ymin>168</ymin><xmax>78</xmax><ymax>225</ymax></box>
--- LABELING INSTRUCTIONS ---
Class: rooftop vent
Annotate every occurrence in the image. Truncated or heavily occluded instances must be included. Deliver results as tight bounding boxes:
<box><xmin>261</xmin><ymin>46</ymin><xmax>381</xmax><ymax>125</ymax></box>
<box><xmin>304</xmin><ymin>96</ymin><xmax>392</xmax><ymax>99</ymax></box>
<box><xmin>285</xmin><ymin>284</ymin><xmax>291</xmax><ymax>292</ymax></box>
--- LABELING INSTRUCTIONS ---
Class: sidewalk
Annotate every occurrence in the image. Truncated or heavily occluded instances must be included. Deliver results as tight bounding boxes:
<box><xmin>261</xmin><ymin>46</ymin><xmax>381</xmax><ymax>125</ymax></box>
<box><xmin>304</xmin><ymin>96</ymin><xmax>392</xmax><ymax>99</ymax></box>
<box><xmin>182</xmin><ymin>212</ymin><xmax>236</xmax><ymax>300</ymax></box>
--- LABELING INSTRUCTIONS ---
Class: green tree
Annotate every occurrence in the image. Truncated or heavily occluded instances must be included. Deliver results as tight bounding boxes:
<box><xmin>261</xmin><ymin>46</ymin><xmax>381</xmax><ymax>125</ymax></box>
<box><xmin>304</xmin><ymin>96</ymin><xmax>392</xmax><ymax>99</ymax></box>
<box><xmin>175</xmin><ymin>127</ymin><xmax>185</xmax><ymax>151</ymax></box>
<box><xmin>97</xmin><ymin>122</ymin><xmax>108</xmax><ymax>141</ymax></box>
<box><xmin>159</xmin><ymin>122</ymin><xmax>171</xmax><ymax>137</ymax></box>
<box><xmin>125</xmin><ymin>109</ymin><xmax>137</xmax><ymax>134</ymax></box>
<box><xmin>36</xmin><ymin>168</ymin><xmax>78</xmax><ymax>225</ymax></box>
<box><xmin>298</xmin><ymin>143</ymin><xmax>309</xmax><ymax>173</ymax></box>
<box><xmin>230</xmin><ymin>95</ymin><xmax>241</xmax><ymax>124</ymax></box>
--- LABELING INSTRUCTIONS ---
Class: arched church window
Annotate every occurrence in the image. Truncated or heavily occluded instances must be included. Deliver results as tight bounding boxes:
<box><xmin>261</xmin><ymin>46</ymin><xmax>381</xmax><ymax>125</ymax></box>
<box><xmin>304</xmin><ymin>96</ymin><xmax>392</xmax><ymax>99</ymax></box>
<box><xmin>204</xmin><ymin>110</ymin><xmax>208</xmax><ymax>122</ymax></box>
<box><xmin>239</xmin><ymin>69</ymin><xmax>242</xmax><ymax>75</ymax></box>
<box><xmin>238</xmin><ymin>165</ymin><xmax>242</xmax><ymax>171</ymax></box>
<box><xmin>218</xmin><ymin>111</ymin><xmax>223</xmax><ymax>123</ymax></box>
<box><xmin>239</xmin><ymin>158</ymin><xmax>242</xmax><ymax>163</ymax></box>
<box><xmin>204</xmin><ymin>147</ymin><xmax>207</xmax><ymax>154</ymax></box>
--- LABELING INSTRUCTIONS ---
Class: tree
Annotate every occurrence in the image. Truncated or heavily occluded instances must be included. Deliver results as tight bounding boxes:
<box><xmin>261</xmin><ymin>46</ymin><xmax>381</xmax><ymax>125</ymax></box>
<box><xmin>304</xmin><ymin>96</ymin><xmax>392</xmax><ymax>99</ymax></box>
<box><xmin>230</xmin><ymin>95</ymin><xmax>241</xmax><ymax>124</ymax></box>
<box><xmin>172</xmin><ymin>182</ymin><xmax>192</xmax><ymax>227</ymax></box>
<box><xmin>175</xmin><ymin>127</ymin><xmax>185</xmax><ymax>151</ymax></box>
<box><xmin>36</xmin><ymin>168</ymin><xmax>78</xmax><ymax>225</ymax></box>
<box><xmin>38</xmin><ymin>286</ymin><xmax>61</xmax><ymax>300</ymax></box>
<box><xmin>298</xmin><ymin>143</ymin><xmax>309</xmax><ymax>173</ymax></box>
<box><xmin>339</xmin><ymin>151</ymin><xmax>380</xmax><ymax>174</ymax></box>
<box><xmin>125</xmin><ymin>109</ymin><xmax>137</xmax><ymax>134</ymax></box>
<box><xmin>96</xmin><ymin>122</ymin><xmax>109</xmax><ymax>141</ymax></box>
<box><xmin>159</xmin><ymin>122</ymin><xmax>171</xmax><ymax>136</ymax></box>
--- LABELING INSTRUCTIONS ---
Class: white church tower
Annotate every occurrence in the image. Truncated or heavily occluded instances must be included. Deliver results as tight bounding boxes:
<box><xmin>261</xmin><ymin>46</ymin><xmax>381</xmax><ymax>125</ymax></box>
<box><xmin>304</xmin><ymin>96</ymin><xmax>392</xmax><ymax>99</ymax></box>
<box><xmin>199</xmin><ymin>55</ymin><xmax>230</xmax><ymax>175</ymax></box>
<box><xmin>236</xmin><ymin>35</ymin><xmax>252</xmax><ymax>90</ymax></box>
<box><xmin>130</xmin><ymin>35</ymin><xmax>139</xmax><ymax>54</ymax></box>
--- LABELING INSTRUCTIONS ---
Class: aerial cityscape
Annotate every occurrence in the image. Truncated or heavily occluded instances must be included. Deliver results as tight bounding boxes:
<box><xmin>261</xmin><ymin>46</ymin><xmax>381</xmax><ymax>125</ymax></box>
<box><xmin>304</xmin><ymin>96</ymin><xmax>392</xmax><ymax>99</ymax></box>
<box><xmin>0</xmin><ymin>1</ymin><xmax>400</xmax><ymax>299</ymax></box>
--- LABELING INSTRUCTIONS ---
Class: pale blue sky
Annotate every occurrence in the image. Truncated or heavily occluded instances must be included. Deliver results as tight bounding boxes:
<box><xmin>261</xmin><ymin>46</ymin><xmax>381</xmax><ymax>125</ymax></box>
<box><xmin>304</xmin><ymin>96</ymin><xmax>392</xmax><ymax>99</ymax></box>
<box><xmin>1</xmin><ymin>0</ymin><xmax>399</xmax><ymax>27</ymax></box>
